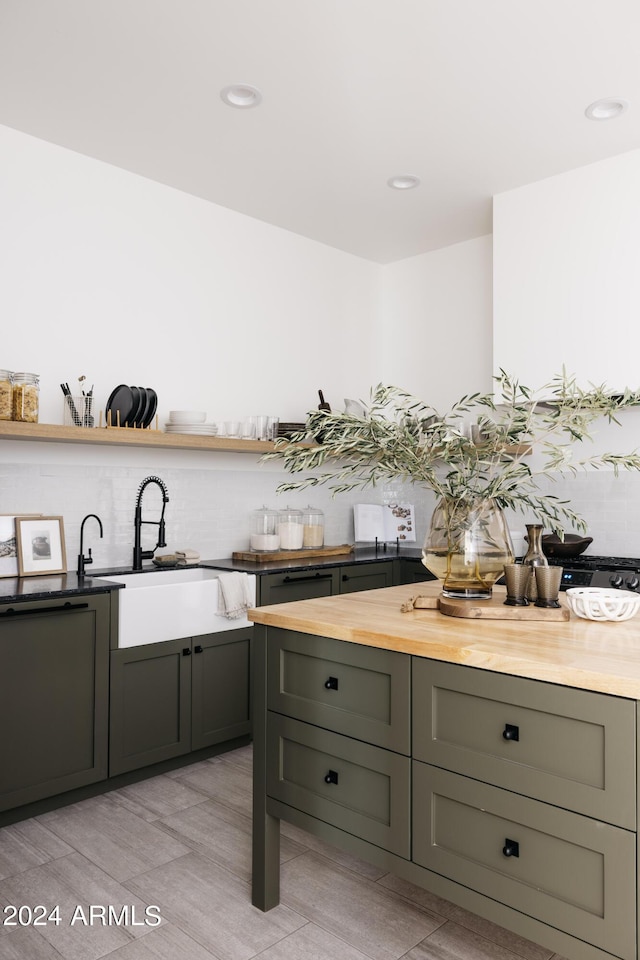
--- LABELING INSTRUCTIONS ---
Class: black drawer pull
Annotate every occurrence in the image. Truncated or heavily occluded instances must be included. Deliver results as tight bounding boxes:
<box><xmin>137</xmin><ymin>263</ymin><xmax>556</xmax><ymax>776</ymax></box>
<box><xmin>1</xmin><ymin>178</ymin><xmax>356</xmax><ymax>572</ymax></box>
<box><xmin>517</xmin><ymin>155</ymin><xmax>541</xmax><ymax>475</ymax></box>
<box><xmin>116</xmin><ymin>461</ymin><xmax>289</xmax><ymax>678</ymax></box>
<box><xmin>324</xmin><ymin>770</ymin><xmax>339</xmax><ymax>785</ymax></box>
<box><xmin>502</xmin><ymin>723</ymin><xmax>519</xmax><ymax>741</ymax></box>
<box><xmin>341</xmin><ymin>574</ymin><xmax>350</xmax><ymax>581</ymax></box>
<box><xmin>182</xmin><ymin>647</ymin><xmax>192</xmax><ymax>656</ymax></box>
<box><xmin>502</xmin><ymin>839</ymin><xmax>519</xmax><ymax>858</ymax></box>
<box><xmin>194</xmin><ymin>645</ymin><xmax>203</xmax><ymax>654</ymax></box>
<box><xmin>324</xmin><ymin>676</ymin><xmax>339</xmax><ymax>690</ymax></box>
<box><xmin>0</xmin><ymin>601</ymin><xmax>90</xmax><ymax>618</ymax></box>
<box><xmin>283</xmin><ymin>573</ymin><xmax>333</xmax><ymax>584</ymax></box>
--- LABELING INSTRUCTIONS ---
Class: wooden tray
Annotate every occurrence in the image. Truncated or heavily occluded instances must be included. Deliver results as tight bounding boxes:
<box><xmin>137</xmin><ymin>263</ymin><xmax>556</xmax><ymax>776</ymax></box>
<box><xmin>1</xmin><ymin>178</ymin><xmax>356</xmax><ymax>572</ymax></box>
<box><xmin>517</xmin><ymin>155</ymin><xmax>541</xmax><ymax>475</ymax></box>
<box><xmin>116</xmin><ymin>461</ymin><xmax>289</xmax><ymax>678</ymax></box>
<box><xmin>439</xmin><ymin>594</ymin><xmax>569</xmax><ymax>621</ymax></box>
<box><xmin>401</xmin><ymin>592</ymin><xmax>569</xmax><ymax>620</ymax></box>
<box><xmin>232</xmin><ymin>544</ymin><xmax>354</xmax><ymax>563</ymax></box>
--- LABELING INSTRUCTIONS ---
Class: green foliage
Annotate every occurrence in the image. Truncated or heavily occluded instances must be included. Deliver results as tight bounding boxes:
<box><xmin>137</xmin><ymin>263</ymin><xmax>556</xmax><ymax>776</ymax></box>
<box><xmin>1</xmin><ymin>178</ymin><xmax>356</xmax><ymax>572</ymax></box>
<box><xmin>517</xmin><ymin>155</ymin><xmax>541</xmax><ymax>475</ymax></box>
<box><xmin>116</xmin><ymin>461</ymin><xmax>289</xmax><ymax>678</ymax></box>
<box><xmin>263</xmin><ymin>370</ymin><xmax>640</xmax><ymax>535</ymax></box>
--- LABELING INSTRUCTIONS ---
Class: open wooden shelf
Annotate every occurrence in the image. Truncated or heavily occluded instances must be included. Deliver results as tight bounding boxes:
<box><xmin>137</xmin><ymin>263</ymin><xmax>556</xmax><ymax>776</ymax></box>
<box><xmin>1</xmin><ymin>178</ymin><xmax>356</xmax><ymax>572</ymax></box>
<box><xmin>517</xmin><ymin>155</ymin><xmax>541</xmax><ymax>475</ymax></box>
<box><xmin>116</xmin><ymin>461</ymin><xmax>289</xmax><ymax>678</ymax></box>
<box><xmin>0</xmin><ymin>420</ymin><xmax>277</xmax><ymax>454</ymax></box>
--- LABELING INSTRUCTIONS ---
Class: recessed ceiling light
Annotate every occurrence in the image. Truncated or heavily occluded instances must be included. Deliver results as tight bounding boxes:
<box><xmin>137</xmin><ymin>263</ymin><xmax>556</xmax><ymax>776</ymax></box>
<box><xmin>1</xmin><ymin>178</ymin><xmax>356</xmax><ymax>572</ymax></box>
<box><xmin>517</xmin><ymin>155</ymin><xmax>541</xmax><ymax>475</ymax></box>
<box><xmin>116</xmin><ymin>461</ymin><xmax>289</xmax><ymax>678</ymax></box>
<box><xmin>220</xmin><ymin>84</ymin><xmax>262</xmax><ymax>109</ymax></box>
<box><xmin>387</xmin><ymin>174</ymin><xmax>421</xmax><ymax>190</ymax></box>
<box><xmin>585</xmin><ymin>97</ymin><xmax>629</xmax><ymax>121</ymax></box>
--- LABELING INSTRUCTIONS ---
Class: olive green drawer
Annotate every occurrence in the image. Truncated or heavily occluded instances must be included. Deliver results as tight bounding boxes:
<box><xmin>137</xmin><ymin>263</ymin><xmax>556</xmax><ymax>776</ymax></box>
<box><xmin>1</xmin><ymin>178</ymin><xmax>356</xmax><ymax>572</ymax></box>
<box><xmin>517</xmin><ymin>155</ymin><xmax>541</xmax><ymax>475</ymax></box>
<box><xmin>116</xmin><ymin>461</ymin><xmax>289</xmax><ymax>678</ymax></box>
<box><xmin>413</xmin><ymin>763</ymin><xmax>635</xmax><ymax>960</ymax></box>
<box><xmin>267</xmin><ymin>713</ymin><xmax>410</xmax><ymax>857</ymax></box>
<box><xmin>412</xmin><ymin>659</ymin><xmax>636</xmax><ymax>828</ymax></box>
<box><xmin>267</xmin><ymin>630</ymin><xmax>410</xmax><ymax>753</ymax></box>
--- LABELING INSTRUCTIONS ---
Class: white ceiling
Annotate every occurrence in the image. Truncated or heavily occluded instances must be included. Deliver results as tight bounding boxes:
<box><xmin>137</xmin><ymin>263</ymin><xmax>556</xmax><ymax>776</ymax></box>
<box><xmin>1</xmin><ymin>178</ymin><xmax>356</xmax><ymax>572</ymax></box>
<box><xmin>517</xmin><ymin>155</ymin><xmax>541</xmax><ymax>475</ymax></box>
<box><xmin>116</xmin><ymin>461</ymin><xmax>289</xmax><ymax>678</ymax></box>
<box><xmin>2</xmin><ymin>0</ymin><xmax>640</xmax><ymax>263</ymax></box>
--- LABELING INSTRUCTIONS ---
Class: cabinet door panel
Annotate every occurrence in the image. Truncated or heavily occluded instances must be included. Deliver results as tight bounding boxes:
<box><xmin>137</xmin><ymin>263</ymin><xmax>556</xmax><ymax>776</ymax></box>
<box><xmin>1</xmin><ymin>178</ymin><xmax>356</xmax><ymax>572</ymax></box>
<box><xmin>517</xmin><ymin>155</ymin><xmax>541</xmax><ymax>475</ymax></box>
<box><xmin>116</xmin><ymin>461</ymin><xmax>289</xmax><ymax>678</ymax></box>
<box><xmin>0</xmin><ymin>597</ymin><xmax>109</xmax><ymax>811</ymax></box>
<box><xmin>268</xmin><ymin>713</ymin><xmax>410</xmax><ymax>857</ymax></box>
<box><xmin>339</xmin><ymin>562</ymin><xmax>394</xmax><ymax>594</ymax></box>
<box><xmin>192</xmin><ymin>629</ymin><xmax>251</xmax><ymax>750</ymax></box>
<box><xmin>110</xmin><ymin>639</ymin><xmax>191</xmax><ymax>775</ymax></box>
<box><xmin>413</xmin><ymin>763</ymin><xmax>635</xmax><ymax>960</ymax></box>
<box><xmin>267</xmin><ymin>629</ymin><xmax>410</xmax><ymax>752</ymax></box>
<box><xmin>413</xmin><ymin>658</ymin><xmax>636</xmax><ymax>829</ymax></box>
<box><xmin>259</xmin><ymin>569</ymin><xmax>339</xmax><ymax>605</ymax></box>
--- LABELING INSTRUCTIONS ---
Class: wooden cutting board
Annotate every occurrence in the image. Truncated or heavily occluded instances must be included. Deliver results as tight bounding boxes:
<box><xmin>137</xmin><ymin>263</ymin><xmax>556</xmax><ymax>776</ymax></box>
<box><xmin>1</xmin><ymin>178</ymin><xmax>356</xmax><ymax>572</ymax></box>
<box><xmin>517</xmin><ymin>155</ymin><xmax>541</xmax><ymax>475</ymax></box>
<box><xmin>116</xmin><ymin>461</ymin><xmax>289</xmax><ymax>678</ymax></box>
<box><xmin>401</xmin><ymin>591</ymin><xmax>569</xmax><ymax>620</ymax></box>
<box><xmin>438</xmin><ymin>593</ymin><xmax>569</xmax><ymax>621</ymax></box>
<box><xmin>232</xmin><ymin>544</ymin><xmax>354</xmax><ymax>563</ymax></box>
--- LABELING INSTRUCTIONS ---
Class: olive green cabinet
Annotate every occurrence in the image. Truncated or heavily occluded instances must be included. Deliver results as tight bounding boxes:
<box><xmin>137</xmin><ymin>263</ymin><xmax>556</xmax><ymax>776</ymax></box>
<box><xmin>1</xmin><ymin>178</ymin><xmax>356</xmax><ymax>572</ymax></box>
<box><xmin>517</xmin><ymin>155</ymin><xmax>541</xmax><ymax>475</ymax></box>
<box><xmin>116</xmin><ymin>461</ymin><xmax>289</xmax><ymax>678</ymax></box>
<box><xmin>110</xmin><ymin>627</ymin><xmax>251</xmax><ymax>775</ymax></box>
<box><xmin>397</xmin><ymin>556</ymin><xmax>434</xmax><ymax>585</ymax></box>
<box><xmin>254</xmin><ymin>628</ymin><xmax>639</xmax><ymax>960</ymax></box>
<box><xmin>338</xmin><ymin>561</ymin><xmax>394</xmax><ymax>593</ymax></box>
<box><xmin>258</xmin><ymin>560</ymin><xmax>396</xmax><ymax>606</ymax></box>
<box><xmin>0</xmin><ymin>594</ymin><xmax>110</xmax><ymax>813</ymax></box>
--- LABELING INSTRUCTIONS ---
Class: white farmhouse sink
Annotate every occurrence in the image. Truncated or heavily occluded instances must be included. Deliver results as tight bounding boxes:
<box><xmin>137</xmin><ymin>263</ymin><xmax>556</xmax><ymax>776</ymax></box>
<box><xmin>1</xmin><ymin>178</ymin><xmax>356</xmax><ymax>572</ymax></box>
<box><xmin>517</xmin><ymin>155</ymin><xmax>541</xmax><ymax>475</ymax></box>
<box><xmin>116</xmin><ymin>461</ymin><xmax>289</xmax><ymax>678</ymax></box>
<box><xmin>100</xmin><ymin>568</ymin><xmax>256</xmax><ymax>648</ymax></box>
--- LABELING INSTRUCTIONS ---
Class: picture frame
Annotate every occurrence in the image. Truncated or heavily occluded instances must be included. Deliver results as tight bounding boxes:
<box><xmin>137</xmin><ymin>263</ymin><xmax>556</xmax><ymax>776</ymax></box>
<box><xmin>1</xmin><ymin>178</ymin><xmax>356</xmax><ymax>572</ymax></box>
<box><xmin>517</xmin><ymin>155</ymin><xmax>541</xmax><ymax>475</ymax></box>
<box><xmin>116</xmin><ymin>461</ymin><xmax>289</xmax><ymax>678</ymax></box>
<box><xmin>0</xmin><ymin>514</ymin><xmax>42</xmax><ymax>579</ymax></box>
<box><xmin>16</xmin><ymin>516</ymin><xmax>67</xmax><ymax>577</ymax></box>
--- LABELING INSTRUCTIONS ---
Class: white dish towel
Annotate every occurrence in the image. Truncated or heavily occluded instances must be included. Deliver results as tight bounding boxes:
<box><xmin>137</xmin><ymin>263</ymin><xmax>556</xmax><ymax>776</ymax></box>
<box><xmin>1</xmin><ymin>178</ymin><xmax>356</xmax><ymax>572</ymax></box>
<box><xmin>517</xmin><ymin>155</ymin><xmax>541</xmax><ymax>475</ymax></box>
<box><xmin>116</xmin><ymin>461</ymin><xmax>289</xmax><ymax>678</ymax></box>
<box><xmin>176</xmin><ymin>548</ymin><xmax>200</xmax><ymax>566</ymax></box>
<box><xmin>217</xmin><ymin>572</ymin><xmax>254</xmax><ymax>619</ymax></box>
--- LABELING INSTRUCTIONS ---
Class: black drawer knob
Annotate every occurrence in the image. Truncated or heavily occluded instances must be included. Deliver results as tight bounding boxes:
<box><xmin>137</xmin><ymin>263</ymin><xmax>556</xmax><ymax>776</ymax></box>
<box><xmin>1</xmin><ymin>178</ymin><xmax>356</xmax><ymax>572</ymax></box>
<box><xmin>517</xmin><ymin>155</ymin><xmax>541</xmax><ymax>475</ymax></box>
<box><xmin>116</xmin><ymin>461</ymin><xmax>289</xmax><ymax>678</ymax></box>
<box><xmin>182</xmin><ymin>647</ymin><xmax>192</xmax><ymax>656</ymax></box>
<box><xmin>324</xmin><ymin>676</ymin><xmax>339</xmax><ymax>690</ymax></box>
<box><xmin>194</xmin><ymin>645</ymin><xmax>203</xmax><ymax>654</ymax></box>
<box><xmin>324</xmin><ymin>770</ymin><xmax>339</xmax><ymax>785</ymax></box>
<box><xmin>502</xmin><ymin>723</ymin><xmax>519</xmax><ymax>741</ymax></box>
<box><xmin>502</xmin><ymin>838</ymin><xmax>520</xmax><ymax>858</ymax></box>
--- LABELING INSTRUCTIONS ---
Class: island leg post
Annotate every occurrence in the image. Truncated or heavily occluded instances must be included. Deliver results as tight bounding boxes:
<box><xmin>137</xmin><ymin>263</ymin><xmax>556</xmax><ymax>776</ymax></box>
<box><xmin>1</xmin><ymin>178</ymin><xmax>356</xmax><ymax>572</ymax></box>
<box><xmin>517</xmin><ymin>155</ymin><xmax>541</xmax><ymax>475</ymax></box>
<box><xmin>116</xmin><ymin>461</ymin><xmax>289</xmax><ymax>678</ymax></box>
<box><xmin>252</xmin><ymin>625</ymin><xmax>280</xmax><ymax>910</ymax></box>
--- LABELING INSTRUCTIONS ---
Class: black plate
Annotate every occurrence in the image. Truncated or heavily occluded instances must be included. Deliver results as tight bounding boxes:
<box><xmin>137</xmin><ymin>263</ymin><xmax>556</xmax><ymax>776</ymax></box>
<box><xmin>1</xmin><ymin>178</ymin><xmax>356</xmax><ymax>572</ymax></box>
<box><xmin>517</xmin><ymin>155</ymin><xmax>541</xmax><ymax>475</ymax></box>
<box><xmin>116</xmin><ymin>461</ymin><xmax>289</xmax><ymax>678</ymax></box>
<box><xmin>130</xmin><ymin>386</ymin><xmax>147</xmax><ymax>427</ymax></box>
<box><xmin>105</xmin><ymin>384</ymin><xmax>135</xmax><ymax>427</ymax></box>
<box><xmin>141</xmin><ymin>387</ymin><xmax>157</xmax><ymax>428</ymax></box>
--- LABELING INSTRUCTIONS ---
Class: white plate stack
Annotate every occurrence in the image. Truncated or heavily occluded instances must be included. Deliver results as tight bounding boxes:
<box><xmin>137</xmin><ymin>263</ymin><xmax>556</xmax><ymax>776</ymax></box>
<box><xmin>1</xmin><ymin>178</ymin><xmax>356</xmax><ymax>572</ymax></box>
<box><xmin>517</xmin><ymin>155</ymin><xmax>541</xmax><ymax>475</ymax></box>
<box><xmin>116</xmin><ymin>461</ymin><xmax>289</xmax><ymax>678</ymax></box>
<box><xmin>165</xmin><ymin>411</ymin><xmax>219</xmax><ymax>436</ymax></box>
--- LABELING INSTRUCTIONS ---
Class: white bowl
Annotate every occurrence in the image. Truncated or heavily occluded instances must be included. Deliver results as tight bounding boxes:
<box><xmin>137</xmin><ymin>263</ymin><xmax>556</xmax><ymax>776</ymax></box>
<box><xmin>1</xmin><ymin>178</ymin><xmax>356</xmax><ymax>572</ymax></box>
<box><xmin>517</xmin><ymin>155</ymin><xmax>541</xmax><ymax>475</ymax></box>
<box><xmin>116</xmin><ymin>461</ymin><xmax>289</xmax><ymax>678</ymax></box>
<box><xmin>565</xmin><ymin>587</ymin><xmax>640</xmax><ymax>622</ymax></box>
<box><xmin>169</xmin><ymin>410</ymin><xmax>206</xmax><ymax>424</ymax></box>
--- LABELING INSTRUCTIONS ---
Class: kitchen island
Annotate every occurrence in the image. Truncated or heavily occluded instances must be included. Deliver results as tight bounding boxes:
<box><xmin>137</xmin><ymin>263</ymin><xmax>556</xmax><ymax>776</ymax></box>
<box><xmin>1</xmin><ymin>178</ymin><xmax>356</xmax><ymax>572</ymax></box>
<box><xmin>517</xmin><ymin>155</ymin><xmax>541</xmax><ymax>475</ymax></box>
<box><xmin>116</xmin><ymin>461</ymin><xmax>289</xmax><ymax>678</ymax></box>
<box><xmin>249</xmin><ymin>581</ymin><xmax>640</xmax><ymax>960</ymax></box>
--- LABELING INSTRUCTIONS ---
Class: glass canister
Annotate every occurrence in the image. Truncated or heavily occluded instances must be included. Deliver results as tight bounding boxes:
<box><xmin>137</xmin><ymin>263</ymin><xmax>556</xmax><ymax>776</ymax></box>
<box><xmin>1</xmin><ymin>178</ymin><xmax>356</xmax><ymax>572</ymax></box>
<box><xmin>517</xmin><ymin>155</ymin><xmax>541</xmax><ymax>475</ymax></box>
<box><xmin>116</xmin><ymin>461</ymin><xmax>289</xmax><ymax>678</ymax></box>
<box><xmin>250</xmin><ymin>506</ymin><xmax>280</xmax><ymax>552</ymax></box>
<box><xmin>277</xmin><ymin>506</ymin><xmax>304</xmax><ymax>550</ymax></box>
<box><xmin>12</xmin><ymin>372</ymin><xmax>39</xmax><ymax>422</ymax></box>
<box><xmin>302</xmin><ymin>505</ymin><xmax>324</xmax><ymax>549</ymax></box>
<box><xmin>522</xmin><ymin>523</ymin><xmax>548</xmax><ymax>600</ymax></box>
<box><xmin>0</xmin><ymin>370</ymin><xmax>13</xmax><ymax>421</ymax></box>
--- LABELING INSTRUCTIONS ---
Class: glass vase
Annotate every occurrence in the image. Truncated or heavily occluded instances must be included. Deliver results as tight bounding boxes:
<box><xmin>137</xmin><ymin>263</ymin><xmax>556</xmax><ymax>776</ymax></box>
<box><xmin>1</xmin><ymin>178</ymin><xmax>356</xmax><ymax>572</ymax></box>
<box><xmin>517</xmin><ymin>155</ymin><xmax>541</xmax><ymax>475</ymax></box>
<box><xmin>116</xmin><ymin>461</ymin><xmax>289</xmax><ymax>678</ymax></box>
<box><xmin>422</xmin><ymin>498</ymin><xmax>515</xmax><ymax>599</ymax></box>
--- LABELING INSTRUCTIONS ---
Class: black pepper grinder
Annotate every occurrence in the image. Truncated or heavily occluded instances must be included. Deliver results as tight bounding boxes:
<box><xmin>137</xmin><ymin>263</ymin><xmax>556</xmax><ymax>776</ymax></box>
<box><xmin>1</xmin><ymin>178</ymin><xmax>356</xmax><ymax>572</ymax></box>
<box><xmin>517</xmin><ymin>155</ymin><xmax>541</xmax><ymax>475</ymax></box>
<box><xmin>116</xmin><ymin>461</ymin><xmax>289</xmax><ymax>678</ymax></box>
<box><xmin>318</xmin><ymin>390</ymin><xmax>331</xmax><ymax>412</ymax></box>
<box><xmin>316</xmin><ymin>390</ymin><xmax>331</xmax><ymax>444</ymax></box>
<box><xmin>522</xmin><ymin>523</ymin><xmax>548</xmax><ymax>601</ymax></box>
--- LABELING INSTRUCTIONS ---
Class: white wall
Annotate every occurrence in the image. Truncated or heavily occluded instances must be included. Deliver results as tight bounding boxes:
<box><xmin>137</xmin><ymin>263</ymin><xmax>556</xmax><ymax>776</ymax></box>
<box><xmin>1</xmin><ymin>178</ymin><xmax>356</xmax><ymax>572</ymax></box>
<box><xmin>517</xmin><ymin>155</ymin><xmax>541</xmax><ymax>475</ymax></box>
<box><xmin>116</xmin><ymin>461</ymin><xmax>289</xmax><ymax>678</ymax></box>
<box><xmin>376</xmin><ymin>236</ymin><xmax>494</xmax><ymax>409</ymax></box>
<box><xmin>493</xmin><ymin>149</ymin><xmax>640</xmax><ymax>394</ymax></box>
<box><xmin>1</xmin><ymin>124</ymin><xmax>377</xmax><ymax>426</ymax></box>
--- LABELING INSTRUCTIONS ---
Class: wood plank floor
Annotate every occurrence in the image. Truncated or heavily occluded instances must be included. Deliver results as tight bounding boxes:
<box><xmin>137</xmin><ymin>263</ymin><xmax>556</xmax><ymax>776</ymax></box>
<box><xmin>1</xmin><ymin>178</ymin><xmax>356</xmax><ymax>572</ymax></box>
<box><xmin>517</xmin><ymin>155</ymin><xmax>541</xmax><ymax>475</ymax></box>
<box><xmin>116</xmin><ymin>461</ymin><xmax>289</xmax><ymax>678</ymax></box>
<box><xmin>0</xmin><ymin>746</ymin><xmax>566</xmax><ymax>960</ymax></box>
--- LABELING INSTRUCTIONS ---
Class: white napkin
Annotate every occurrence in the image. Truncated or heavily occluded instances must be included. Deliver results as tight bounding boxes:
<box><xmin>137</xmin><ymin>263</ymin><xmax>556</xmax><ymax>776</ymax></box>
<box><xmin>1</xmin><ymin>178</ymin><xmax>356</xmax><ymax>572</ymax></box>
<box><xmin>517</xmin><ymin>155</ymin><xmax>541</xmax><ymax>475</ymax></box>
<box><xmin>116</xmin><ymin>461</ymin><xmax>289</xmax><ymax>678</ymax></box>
<box><xmin>217</xmin><ymin>572</ymin><xmax>254</xmax><ymax>619</ymax></box>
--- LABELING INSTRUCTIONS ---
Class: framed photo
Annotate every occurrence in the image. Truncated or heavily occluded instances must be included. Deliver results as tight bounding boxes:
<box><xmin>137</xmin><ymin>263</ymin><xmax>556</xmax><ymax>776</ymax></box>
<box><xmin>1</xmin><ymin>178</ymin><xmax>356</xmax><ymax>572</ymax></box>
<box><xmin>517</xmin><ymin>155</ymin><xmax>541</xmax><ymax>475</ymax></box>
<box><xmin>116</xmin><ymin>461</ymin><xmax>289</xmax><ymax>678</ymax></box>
<box><xmin>16</xmin><ymin>516</ymin><xmax>67</xmax><ymax>577</ymax></box>
<box><xmin>0</xmin><ymin>514</ymin><xmax>42</xmax><ymax>579</ymax></box>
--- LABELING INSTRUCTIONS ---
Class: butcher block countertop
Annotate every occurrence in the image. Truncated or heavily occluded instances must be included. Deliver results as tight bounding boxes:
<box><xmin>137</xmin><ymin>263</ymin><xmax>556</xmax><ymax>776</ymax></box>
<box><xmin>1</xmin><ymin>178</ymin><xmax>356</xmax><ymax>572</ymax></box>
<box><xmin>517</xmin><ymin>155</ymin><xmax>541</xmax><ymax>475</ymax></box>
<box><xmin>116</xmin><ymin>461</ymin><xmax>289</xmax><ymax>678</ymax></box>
<box><xmin>249</xmin><ymin>580</ymin><xmax>640</xmax><ymax>699</ymax></box>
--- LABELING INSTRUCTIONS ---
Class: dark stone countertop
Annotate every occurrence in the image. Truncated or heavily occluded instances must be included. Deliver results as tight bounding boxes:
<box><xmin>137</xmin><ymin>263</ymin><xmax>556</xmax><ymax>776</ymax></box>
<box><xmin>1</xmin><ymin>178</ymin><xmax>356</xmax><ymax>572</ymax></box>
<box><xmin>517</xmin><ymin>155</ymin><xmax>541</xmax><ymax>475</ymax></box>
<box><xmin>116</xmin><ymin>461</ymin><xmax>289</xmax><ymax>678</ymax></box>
<box><xmin>200</xmin><ymin>544</ymin><xmax>424</xmax><ymax>576</ymax></box>
<box><xmin>0</xmin><ymin>572</ymin><xmax>124</xmax><ymax>606</ymax></box>
<box><xmin>0</xmin><ymin>545</ymin><xmax>425</xmax><ymax>604</ymax></box>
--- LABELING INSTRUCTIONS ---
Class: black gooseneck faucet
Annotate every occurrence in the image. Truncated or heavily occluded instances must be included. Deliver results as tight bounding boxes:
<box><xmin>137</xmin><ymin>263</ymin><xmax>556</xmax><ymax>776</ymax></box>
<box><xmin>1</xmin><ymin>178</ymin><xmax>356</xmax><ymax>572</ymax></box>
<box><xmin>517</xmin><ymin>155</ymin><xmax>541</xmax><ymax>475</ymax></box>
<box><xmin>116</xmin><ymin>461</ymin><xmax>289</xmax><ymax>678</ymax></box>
<box><xmin>133</xmin><ymin>475</ymin><xmax>170</xmax><ymax>570</ymax></box>
<box><xmin>77</xmin><ymin>513</ymin><xmax>104</xmax><ymax>578</ymax></box>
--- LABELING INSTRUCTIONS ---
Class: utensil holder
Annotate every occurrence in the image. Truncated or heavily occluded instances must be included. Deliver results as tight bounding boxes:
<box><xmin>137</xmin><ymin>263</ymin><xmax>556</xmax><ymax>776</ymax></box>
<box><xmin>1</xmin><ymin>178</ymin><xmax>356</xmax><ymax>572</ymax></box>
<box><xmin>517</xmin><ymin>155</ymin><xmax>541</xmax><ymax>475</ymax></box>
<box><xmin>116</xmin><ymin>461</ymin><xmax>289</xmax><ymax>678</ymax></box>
<box><xmin>63</xmin><ymin>395</ymin><xmax>94</xmax><ymax>427</ymax></box>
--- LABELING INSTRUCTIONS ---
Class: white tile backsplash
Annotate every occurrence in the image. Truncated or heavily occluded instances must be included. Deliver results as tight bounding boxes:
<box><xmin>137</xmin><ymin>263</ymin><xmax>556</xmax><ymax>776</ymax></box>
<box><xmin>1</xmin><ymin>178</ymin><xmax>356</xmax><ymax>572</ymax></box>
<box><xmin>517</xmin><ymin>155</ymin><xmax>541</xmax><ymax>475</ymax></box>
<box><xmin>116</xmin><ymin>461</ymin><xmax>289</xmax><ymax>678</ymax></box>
<box><xmin>3</xmin><ymin>456</ymin><xmax>640</xmax><ymax>569</ymax></box>
<box><xmin>0</xmin><ymin>458</ymin><xmax>434</xmax><ymax>570</ymax></box>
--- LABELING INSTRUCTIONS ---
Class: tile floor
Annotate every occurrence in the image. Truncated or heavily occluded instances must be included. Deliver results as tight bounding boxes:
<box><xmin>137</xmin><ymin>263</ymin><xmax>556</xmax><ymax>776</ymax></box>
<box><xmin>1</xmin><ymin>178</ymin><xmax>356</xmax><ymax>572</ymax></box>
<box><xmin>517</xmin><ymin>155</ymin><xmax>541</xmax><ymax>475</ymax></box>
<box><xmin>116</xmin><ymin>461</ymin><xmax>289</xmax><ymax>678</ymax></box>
<box><xmin>0</xmin><ymin>745</ymin><xmax>567</xmax><ymax>960</ymax></box>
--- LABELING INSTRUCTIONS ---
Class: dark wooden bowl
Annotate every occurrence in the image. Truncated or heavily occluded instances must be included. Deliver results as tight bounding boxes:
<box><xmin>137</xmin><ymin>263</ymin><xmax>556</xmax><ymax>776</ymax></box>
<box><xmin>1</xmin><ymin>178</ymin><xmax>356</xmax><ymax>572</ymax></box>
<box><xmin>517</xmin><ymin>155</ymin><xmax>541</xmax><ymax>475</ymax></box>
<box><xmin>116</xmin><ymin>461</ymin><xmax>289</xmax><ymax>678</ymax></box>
<box><xmin>541</xmin><ymin>534</ymin><xmax>593</xmax><ymax>559</ymax></box>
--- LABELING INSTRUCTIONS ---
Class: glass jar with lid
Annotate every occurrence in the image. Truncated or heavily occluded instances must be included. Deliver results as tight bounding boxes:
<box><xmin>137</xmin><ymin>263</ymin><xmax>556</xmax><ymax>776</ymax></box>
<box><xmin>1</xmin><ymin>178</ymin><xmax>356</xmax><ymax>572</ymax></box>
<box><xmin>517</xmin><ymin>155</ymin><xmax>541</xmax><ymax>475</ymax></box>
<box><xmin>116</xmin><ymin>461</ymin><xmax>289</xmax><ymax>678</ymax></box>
<box><xmin>302</xmin><ymin>505</ymin><xmax>324</xmax><ymax>549</ymax></box>
<box><xmin>277</xmin><ymin>507</ymin><xmax>304</xmax><ymax>550</ymax></box>
<box><xmin>12</xmin><ymin>372</ymin><xmax>39</xmax><ymax>422</ymax></box>
<box><xmin>250</xmin><ymin>506</ymin><xmax>280</xmax><ymax>552</ymax></box>
<box><xmin>0</xmin><ymin>370</ymin><xmax>13</xmax><ymax>421</ymax></box>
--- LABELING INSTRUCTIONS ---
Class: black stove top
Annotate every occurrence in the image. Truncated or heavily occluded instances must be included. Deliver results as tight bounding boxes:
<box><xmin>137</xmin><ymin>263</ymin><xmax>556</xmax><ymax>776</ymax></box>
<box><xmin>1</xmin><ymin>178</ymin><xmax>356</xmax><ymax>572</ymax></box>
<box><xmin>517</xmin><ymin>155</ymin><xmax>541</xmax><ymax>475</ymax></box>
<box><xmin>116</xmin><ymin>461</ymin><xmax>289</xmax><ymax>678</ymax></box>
<box><xmin>546</xmin><ymin>555</ymin><xmax>640</xmax><ymax>592</ymax></box>
<box><xmin>548</xmin><ymin>555</ymin><xmax>640</xmax><ymax>572</ymax></box>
